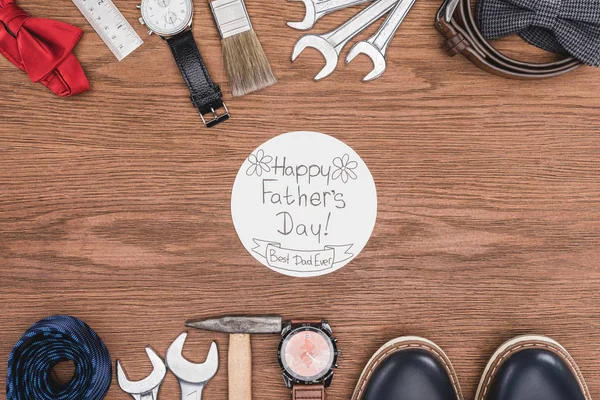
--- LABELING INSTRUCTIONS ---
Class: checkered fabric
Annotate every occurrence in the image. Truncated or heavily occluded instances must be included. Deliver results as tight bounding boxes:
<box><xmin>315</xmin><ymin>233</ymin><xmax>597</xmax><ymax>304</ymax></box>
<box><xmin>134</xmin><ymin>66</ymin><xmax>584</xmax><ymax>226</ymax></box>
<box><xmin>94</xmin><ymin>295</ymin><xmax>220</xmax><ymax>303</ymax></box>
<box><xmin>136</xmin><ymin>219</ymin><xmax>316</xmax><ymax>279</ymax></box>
<box><xmin>476</xmin><ymin>0</ymin><xmax>600</xmax><ymax>66</ymax></box>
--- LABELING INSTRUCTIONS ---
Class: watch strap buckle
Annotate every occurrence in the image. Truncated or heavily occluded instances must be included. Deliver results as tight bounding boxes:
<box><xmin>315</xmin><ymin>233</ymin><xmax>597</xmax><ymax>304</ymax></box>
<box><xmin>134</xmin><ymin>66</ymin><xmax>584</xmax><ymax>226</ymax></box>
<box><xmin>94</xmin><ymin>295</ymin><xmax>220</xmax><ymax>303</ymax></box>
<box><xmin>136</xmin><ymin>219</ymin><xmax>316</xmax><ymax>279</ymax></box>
<box><xmin>167</xmin><ymin>30</ymin><xmax>230</xmax><ymax>127</ymax></box>
<box><xmin>199</xmin><ymin>100</ymin><xmax>230</xmax><ymax>128</ymax></box>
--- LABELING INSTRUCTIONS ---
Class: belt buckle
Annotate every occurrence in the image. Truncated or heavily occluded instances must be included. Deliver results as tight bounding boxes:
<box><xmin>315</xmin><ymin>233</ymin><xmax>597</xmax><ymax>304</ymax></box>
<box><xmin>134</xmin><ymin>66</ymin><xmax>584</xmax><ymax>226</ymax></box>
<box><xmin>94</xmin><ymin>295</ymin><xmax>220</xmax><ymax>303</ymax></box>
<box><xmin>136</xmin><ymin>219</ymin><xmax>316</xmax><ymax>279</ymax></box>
<box><xmin>200</xmin><ymin>102</ymin><xmax>230</xmax><ymax>128</ymax></box>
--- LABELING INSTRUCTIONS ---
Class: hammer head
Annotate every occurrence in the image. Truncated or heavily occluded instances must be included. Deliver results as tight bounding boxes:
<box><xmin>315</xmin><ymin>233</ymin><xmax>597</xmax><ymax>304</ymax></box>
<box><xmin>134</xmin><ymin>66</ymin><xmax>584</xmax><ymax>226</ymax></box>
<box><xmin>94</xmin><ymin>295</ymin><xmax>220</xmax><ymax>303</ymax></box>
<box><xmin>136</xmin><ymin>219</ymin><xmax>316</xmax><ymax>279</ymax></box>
<box><xmin>185</xmin><ymin>315</ymin><xmax>283</xmax><ymax>334</ymax></box>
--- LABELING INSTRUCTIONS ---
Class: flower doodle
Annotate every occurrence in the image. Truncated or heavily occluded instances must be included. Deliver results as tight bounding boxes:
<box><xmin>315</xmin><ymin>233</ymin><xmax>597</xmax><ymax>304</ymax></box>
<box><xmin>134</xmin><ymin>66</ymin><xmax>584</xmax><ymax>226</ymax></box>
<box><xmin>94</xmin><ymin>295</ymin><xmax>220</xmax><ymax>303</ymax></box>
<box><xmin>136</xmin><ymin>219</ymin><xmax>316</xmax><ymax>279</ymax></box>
<box><xmin>246</xmin><ymin>149</ymin><xmax>273</xmax><ymax>177</ymax></box>
<box><xmin>332</xmin><ymin>154</ymin><xmax>358</xmax><ymax>183</ymax></box>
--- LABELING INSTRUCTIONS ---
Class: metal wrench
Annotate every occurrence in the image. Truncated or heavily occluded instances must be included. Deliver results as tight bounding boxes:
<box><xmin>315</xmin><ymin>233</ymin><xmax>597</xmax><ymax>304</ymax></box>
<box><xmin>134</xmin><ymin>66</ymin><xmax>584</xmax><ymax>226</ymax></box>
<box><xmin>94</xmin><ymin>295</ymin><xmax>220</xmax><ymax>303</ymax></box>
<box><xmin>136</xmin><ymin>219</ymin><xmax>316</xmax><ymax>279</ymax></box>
<box><xmin>116</xmin><ymin>347</ymin><xmax>167</xmax><ymax>400</ymax></box>
<box><xmin>287</xmin><ymin>0</ymin><xmax>374</xmax><ymax>30</ymax></box>
<box><xmin>292</xmin><ymin>0</ymin><xmax>398</xmax><ymax>80</ymax></box>
<box><xmin>166</xmin><ymin>332</ymin><xmax>219</xmax><ymax>400</ymax></box>
<box><xmin>346</xmin><ymin>0</ymin><xmax>416</xmax><ymax>80</ymax></box>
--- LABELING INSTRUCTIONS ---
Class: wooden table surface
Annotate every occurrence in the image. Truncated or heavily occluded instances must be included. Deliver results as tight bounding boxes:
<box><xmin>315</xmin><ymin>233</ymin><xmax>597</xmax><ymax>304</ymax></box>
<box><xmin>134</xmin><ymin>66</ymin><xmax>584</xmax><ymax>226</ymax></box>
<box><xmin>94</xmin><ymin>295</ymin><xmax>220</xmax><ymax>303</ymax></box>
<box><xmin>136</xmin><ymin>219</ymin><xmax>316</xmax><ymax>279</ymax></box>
<box><xmin>1</xmin><ymin>0</ymin><xmax>600</xmax><ymax>398</ymax></box>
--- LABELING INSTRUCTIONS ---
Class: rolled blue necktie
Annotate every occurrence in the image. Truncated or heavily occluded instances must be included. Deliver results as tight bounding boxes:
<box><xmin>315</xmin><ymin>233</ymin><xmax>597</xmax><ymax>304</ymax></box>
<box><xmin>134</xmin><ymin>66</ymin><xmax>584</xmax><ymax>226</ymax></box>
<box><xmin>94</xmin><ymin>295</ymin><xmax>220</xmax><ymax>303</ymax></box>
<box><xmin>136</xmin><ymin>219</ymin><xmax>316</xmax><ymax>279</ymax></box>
<box><xmin>6</xmin><ymin>315</ymin><xmax>112</xmax><ymax>400</ymax></box>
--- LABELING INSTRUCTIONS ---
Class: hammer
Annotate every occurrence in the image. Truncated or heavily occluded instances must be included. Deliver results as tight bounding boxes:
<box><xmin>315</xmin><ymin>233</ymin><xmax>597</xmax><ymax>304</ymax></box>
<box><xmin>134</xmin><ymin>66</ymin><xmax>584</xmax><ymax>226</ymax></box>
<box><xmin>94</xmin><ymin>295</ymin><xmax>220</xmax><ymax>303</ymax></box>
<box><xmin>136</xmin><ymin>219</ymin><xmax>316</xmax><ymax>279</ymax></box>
<box><xmin>185</xmin><ymin>315</ymin><xmax>283</xmax><ymax>400</ymax></box>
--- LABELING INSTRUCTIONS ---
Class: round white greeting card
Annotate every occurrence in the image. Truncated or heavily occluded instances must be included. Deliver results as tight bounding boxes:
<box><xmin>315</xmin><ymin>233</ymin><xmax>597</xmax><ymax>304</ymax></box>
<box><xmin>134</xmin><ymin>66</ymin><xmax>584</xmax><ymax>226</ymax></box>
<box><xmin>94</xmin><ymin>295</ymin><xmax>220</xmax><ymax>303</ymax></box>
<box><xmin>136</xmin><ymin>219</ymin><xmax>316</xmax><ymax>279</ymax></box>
<box><xmin>231</xmin><ymin>131</ymin><xmax>377</xmax><ymax>277</ymax></box>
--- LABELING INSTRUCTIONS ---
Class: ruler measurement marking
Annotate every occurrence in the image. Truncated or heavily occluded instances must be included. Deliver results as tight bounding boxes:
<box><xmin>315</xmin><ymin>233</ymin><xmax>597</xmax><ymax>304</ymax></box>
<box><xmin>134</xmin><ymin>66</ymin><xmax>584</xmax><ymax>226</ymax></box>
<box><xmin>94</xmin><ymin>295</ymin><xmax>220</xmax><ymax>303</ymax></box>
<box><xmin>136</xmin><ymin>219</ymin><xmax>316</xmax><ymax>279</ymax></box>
<box><xmin>72</xmin><ymin>0</ymin><xmax>143</xmax><ymax>61</ymax></box>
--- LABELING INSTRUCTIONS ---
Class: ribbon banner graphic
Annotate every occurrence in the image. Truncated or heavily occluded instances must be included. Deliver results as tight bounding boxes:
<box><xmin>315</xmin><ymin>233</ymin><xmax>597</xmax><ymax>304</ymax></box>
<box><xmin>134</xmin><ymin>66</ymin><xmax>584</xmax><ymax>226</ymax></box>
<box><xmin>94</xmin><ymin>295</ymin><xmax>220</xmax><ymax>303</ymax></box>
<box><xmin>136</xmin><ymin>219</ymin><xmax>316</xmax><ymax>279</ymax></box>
<box><xmin>252</xmin><ymin>239</ymin><xmax>354</xmax><ymax>274</ymax></box>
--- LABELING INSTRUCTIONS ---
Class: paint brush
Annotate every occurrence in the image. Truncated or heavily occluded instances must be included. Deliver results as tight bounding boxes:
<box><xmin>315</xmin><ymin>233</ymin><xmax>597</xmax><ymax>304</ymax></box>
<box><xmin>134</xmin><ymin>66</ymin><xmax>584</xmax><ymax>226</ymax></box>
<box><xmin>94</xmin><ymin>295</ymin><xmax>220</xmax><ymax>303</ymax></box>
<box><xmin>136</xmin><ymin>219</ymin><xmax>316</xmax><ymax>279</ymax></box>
<box><xmin>209</xmin><ymin>0</ymin><xmax>277</xmax><ymax>97</ymax></box>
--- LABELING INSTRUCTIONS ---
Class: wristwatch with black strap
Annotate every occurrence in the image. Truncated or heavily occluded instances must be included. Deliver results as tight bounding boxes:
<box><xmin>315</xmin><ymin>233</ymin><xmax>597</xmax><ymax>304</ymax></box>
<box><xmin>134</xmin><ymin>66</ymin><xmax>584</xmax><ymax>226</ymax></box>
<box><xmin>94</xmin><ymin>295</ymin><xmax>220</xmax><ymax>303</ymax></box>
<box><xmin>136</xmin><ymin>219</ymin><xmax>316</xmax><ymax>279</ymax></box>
<box><xmin>138</xmin><ymin>0</ymin><xmax>229</xmax><ymax>127</ymax></box>
<box><xmin>278</xmin><ymin>320</ymin><xmax>340</xmax><ymax>400</ymax></box>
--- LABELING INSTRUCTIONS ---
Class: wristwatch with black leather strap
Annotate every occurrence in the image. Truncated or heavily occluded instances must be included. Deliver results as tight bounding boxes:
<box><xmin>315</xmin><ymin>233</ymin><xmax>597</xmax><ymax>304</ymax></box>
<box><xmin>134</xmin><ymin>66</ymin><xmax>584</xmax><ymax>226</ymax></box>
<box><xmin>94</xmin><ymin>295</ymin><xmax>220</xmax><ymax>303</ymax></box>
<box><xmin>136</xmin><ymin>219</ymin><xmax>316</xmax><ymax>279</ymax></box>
<box><xmin>138</xmin><ymin>0</ymin><xmax>229</xmax><ymax>127</ymax></box>
<box><xmin>278</xmin><ymin>320</ymin><xmax>340</xmax><ymax>400</ymax></box>
<box><xmin>435</xmin><ymin>0</ymin><xmax>582</xmax><ymax>79</ymax></box>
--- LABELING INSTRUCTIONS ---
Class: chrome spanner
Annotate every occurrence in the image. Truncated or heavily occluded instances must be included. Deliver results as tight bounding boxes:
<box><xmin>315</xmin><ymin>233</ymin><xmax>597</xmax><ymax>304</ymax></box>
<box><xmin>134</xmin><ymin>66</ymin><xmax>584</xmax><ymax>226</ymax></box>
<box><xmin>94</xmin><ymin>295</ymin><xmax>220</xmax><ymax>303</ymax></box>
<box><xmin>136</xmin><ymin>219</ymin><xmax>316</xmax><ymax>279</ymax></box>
<box><xmin>292</xmin><ymin>0</ymin><xmax>398</xmax><ymax>80</ymax></box>
<box><xmin>287</xmin><ymin>0</ymin><xmax>374</xmax><ymax>30</ymax></box>
<box><xmin>116</xmin><ymin>347</ymin><xmax>167</xmax><ymax>400</ymax></box>
<box><xmin>166</xmin><ymin>332</ymin><xmax>219</xmax><ymax>400</ymax></box>
<box><xmin>346</xmin><ymin>0</ymin><xmax>416</xmax><ymax>80</ymax></box>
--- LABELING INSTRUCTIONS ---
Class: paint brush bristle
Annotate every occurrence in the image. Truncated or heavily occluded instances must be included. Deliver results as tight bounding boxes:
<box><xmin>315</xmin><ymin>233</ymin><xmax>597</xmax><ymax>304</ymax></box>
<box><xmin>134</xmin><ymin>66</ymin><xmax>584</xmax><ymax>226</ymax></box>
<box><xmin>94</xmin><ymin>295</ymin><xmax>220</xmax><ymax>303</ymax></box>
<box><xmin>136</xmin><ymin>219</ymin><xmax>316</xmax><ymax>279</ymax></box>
<box><xmin>221</xmin><ymin>29</ymin><xmax>277</xmax><ymax>97</ymax></box>
<box><xmin>210</xmin><ymin>0</ymin><xmax>277</xmax><ymax>97</ymax></box>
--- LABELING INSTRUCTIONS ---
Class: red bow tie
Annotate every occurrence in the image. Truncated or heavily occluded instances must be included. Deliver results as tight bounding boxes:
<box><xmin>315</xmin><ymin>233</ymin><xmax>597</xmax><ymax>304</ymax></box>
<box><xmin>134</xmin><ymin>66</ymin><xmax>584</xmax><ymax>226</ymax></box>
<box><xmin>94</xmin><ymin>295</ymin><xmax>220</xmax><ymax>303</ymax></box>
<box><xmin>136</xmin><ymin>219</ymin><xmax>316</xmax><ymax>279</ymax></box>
<box><xmin>0</xmin><ymin>0</ymin><xmax>89</xmax><ymax>96</ymax></box>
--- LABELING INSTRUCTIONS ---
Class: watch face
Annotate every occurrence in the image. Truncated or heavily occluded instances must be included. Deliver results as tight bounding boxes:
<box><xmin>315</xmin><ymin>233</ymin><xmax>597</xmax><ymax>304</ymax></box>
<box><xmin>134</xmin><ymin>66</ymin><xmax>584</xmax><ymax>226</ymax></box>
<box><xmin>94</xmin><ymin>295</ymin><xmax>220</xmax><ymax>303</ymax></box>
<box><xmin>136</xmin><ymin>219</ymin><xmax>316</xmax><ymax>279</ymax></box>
<box><xmin>141</xmin><ymin>0</ymin><xmax>193</xmax><ymax>36</ymax></box>
<box><xmin>280</xmin><ymin>327</ymin><xmax>335</xmax><ymax>382</ymax></box>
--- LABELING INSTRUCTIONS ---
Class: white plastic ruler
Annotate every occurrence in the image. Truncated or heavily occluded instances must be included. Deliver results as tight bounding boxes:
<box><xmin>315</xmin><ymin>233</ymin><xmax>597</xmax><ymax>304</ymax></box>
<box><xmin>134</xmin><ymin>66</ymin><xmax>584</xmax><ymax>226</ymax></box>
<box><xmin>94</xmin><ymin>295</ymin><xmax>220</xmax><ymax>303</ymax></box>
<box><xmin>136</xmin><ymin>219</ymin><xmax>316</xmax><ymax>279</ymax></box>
<box><xmin>72</xmin><ymin>0</ymin><xmax>143</xmax><ymax>61</ymax></box>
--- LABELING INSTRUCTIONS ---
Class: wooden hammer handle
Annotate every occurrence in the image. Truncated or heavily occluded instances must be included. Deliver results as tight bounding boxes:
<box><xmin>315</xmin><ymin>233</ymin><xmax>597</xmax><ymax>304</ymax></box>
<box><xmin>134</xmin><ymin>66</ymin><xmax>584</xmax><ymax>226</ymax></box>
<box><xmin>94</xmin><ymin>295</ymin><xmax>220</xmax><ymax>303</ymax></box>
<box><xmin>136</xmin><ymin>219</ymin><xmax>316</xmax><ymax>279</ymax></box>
<box><xmin>228</xmin><ymin>333</ymin><xmax>252</xmax><ymax>400</ymax></box>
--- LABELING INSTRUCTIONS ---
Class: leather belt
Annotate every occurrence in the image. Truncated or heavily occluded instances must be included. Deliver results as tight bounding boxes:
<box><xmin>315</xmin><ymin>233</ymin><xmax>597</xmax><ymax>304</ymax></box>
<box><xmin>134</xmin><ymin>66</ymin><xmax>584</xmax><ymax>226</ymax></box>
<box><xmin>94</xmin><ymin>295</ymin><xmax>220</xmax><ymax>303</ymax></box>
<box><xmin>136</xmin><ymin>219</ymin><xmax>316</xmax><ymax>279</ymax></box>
<box><xmin>6</xmin><ymin>315</ymin><xmax>112</xmax><ymax>400</ymax></box>
<box><xmin>435</xmin><ymin>0</ymin><xmax>583</xmax><ymax>79</ymax></box>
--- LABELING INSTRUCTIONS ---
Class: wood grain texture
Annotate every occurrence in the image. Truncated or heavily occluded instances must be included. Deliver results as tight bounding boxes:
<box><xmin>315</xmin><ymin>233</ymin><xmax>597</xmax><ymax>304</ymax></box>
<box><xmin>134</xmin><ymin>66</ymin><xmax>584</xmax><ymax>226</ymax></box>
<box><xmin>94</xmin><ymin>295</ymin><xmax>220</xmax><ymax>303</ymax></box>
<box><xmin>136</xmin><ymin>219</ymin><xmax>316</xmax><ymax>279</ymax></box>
<box><xmin>1</xmin><ymin>0</ymin><xmax>599</xmax><ymax>398</ymax></box>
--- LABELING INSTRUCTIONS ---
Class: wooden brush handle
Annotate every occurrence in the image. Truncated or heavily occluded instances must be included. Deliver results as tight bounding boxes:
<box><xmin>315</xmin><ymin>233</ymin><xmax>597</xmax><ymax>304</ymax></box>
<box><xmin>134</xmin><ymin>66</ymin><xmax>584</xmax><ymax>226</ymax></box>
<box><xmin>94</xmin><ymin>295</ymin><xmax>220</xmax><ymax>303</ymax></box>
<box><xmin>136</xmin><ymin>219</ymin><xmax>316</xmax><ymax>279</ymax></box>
<box><xmin>228</xmin><ymin>333</ymin><xmax>252</xmax><ymax>400</ymax></box>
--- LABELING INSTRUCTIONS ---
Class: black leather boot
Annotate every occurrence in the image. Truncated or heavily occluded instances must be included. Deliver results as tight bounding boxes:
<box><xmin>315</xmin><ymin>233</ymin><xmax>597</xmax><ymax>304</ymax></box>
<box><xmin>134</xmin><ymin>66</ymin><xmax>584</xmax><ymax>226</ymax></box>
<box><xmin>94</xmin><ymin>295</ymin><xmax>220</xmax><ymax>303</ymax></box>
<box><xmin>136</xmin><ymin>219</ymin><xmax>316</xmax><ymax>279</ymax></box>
<box><xmin>476</xmin><ymin>335</ymin><xmax>591</xmax><ymax>400</ymax></box>
<box><xmin>351</xmin><ymin>337</ymin><xmax>463</xmax><ymax>400</ymax></box>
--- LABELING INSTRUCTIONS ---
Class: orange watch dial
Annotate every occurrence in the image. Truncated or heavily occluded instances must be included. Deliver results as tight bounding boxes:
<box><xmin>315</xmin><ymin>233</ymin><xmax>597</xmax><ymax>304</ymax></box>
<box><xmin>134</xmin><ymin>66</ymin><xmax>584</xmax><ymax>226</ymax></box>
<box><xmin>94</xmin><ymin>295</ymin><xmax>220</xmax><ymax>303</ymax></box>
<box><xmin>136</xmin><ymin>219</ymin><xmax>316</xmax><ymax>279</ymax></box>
<box><xmin>281</xmin><ymin>328</ymin><xmax>334</xmax><ymax>381</ymax></box>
